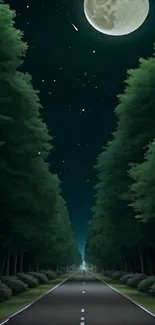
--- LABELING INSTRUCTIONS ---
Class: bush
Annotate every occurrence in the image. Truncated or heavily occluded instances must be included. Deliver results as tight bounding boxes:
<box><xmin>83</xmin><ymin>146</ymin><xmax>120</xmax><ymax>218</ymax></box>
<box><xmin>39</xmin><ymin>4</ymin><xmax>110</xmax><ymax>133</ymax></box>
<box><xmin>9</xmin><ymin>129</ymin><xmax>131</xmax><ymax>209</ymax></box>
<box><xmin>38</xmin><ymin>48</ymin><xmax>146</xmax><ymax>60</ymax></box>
<box><xmin>149</xmin><ymin>283</ymin><xmax>155</xmax><ymax>296</ymax></box>
<box><xmin>56</xmin><ymin>270</ymin><xmax>63</xmax><ymax>276</ymax></box>
<box><xmin>120</xmin><ymin>273</ymin><xmax>134</xmax><ymax>284</ymax></box>
<box><xmin>17</xmin><ymin>273</ymin><xmax>38</xmax><ymax>288</ymax></box>
<box><xmin>112</xmin><ymin>271</ymin><xmax>126</xmax><ymax>280</ymax></box>
<box><xmin>0</xmin><ymin>281</ymin><xmax>12</xmax><ymax>301</ymax></box>
<box><xmin>127</xmin><ymin>274</ymin><xmax>146</xmax><ymax>288</ymax></box>
<box><xmin>1</xmin><ymin>276</ymin><xmax>28</xmax><ymax>295</ymax></box>
<box><xmin>102</xmin><ymin>270</ymin><xmax>114</xmax><ymax>278</ymax></box>
<box><xmin>138</xmin><ymin>277</ymin><xmax>155</xmax><ymax>293</ymax></box>
<box><xmin>28</xmin><ymin>272</ymin><xmax>48</xmax><ymax>284</ymax></box>
<box><xmin>40</xmin><ymin>270</ymin><xmax>56</xmax><ymax>280</ymax></box>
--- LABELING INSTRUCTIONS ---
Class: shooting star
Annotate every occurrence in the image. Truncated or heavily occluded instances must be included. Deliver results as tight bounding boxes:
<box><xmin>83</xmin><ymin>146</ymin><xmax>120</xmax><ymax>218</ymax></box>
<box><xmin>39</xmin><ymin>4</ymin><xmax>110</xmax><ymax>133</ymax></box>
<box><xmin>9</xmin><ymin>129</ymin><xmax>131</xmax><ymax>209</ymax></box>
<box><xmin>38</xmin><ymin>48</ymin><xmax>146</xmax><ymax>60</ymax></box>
<box><xmin>71</xmin><ymin>22</ymin><xmax>78</xmax><ymax>32</ymax></box>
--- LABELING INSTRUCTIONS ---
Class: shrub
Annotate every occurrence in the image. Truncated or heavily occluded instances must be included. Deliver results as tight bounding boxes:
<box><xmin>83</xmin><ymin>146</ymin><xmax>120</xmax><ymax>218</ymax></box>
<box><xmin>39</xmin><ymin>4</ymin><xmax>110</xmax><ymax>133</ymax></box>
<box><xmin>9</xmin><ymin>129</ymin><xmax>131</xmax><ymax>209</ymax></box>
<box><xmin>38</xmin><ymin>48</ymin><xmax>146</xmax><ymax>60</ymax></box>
<box><xmin>120</xmin><ymin>273</ymin><xmax>134</xmax><ymax>284</ymax></box>
<box><xmin>40</xmin><ymin>270</ymin><xmax>56</xmax><ymax>280</ymax></box>
<box><xmin>127</xmin><ymin>274</ymin><xmax>146</xmax><ymax>288</ymax></box>
<box><xmin>112</xmin><ymin>271</ymin><xmax>126</xmax><ymax>280</ymax></box>
<box><xmin>149</xmin><ymin>283</ymin><xmax>155</xmax><ymax>296</ymax></box>
<box><xmin>1</xmin><ymin>276</ymin><xmax>28</xmax><ymax>295</ymax></box>
<box><xmin>17</xmin><ymin>273</ymin><xmax>38</xmax><ymax>288</ymax></box>
<box><xmin>56</xmin><ymin>270</ymin><xmax>63</xmax><ymax>276</ymax></box>
<box><xmin>138</xmin><ymin>277</ymin><xmax>155</xmax><ymax>293</ymax></box>
<box><xmin>102</xmin><ymin>270</ymin><xmax>114</xmax><ymax>278</ymax></box>
<box><xmin>0</xmin><ymin>281</ymin><xmax>12</xmax><ymax>301</ymax></box>
<box><xmin>28</xmin><ymin>272</ymin><xmax>48</xmax><ymax>284</ymax></box>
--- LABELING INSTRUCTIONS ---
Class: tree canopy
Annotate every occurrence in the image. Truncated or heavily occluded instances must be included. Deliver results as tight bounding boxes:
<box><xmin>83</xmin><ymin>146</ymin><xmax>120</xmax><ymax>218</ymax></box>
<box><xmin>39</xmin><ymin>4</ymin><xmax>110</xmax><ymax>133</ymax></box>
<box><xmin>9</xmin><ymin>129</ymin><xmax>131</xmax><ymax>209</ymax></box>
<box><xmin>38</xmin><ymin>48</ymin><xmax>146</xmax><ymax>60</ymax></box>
<box><xmin>0</xmin><ymin>3</ymin><xmax>81</xmax><ymax>275</ymax></box>
<box><xmin>85</xmin><ymin>47</ymin><xmax>155</xmax><ymax>274</ymax></box>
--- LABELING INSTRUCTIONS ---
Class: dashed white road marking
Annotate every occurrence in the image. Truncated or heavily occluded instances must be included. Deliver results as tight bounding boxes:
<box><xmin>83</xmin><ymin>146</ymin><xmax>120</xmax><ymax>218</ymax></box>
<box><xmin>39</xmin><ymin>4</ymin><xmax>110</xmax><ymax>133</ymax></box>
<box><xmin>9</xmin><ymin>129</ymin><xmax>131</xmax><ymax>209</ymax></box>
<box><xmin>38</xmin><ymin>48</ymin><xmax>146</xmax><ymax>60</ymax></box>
<box><xmin>89</xmin><ymin>271</ymin><xmax>155</xmax><ymax>318</ymax></box>
<box><xmin>0</xmin><ymin>272</ymin><xmax>77</xmax><ymax>325</ymax></box>
<box><xmin>80</xmin><ymin>323</ymin><xmax>85</xmax><ymax>325</ymax></box>
<box><xmin>81</xmin><ymin>316</ymin><xmax>84</xmax><ymax>320</ymax></box>
<box><xmin>81</xmin><ymin>308</ymin><xmax>85</xmax><ymax>312</ymax></box>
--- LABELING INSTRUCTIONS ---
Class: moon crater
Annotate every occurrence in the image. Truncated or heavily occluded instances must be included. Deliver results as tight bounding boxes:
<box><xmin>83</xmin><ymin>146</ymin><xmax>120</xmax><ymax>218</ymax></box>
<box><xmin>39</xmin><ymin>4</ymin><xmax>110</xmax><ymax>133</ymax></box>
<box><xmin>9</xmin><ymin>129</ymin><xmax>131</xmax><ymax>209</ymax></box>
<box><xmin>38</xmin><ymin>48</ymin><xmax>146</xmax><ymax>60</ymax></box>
<box><xmin>84</xmin><ymin>0</ymin><xmax>149</xmax><ymax>36</ymax></box>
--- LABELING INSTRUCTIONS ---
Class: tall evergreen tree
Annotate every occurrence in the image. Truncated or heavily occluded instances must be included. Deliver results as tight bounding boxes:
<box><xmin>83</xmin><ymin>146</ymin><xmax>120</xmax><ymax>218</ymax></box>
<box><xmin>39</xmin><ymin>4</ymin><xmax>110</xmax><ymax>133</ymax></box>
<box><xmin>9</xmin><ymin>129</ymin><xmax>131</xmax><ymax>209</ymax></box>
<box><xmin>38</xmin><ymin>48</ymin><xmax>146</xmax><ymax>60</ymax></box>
<box><xmin>86</xmin><ymin>48</ymin><xmax>155</xmax><ymax>274</ymax></box>
<box><xmin>0</xmin><ymin>2</ymin><xmax>80</xmax><ymax>275</ymax></box>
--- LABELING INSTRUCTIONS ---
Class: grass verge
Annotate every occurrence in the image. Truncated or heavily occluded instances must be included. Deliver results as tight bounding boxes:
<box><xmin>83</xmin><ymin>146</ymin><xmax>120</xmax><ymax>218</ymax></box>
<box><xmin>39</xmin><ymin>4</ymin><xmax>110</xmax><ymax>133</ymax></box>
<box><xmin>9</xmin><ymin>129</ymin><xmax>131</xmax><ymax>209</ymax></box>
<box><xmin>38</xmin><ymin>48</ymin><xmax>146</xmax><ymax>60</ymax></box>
<box><xmin>0</xmin><ymin>273</ymin><xmax>72</xmax><ymax>320</ymax></box>
<box><xmin>97</xmin><ymin>274</ymin><xmax>155</xmax><ymax>314</ymax></box>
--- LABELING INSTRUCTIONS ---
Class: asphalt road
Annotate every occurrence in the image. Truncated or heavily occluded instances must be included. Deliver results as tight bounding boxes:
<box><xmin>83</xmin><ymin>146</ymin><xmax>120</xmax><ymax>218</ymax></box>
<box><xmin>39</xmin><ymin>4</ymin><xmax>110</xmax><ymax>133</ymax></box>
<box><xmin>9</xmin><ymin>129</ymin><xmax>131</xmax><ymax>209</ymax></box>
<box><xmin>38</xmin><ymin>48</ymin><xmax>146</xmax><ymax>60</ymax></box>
<box><xmin>1</xmin><ymin>270</ymin><xmax>155</xmax><ymax>325</ymax></box>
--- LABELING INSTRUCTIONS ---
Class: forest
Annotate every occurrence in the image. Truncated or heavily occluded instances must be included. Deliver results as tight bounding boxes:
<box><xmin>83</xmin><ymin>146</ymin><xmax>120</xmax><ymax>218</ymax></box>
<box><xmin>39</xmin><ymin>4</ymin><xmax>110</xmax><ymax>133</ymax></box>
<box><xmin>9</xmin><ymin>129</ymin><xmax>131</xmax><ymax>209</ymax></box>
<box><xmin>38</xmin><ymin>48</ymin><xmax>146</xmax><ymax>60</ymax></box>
<box><xmin>86</xmin><ymin>45</ymin><xmax>155</xmax><ymax>276</ymax></box>
<box><xmin>0</xmin><ymin>3</ymin><xmax>81</xmax><ymax>278</ymax></box>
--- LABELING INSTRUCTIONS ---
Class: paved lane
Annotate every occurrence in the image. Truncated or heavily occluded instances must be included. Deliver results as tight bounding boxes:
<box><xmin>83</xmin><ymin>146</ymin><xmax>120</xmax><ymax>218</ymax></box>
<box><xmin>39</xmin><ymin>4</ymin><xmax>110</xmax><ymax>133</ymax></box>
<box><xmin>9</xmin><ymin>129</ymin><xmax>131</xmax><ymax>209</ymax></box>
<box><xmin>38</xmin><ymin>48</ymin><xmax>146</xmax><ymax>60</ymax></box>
<box><xmin>1</xmin><ymin>270</ymin><xmax>155</xmax><ymax>325</ymax></box>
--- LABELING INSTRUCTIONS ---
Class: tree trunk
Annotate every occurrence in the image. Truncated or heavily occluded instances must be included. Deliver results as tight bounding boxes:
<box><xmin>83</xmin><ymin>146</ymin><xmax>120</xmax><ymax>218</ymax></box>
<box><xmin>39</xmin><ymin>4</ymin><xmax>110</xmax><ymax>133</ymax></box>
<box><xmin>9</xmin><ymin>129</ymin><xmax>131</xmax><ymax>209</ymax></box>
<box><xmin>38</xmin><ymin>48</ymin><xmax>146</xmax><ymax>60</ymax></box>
<box><xmin>0</xmin><ymin>256</ymin><xmax>6</xmax><ymax>276</ymax></box>
<box><xmin>124</xmin><ymin>261</ymin><xmax>128</xmax><ymax>272</ymax></box>
<box><xmin>32</xmin><ymin>264</ymin><xmax>35</xmax><ymax>271</ymax></box>
<box><xmin>19</xmin><ymin>251</ymin><xmax>23</xmax><ymax>273</ymax></box>
<box><xmin>127</xmin><ymin>261</ymin><xmax>132</xmax><ymax>272</ymax></box>
<box><xmin>121</xmin><ymin>262</ymin><xmax>124</xmax><ymax>271</ymax></box>
<box><xmin>139</xmin><ymin>249</ymin><xmax>144</xmax><ymax>273</ymax></box>
<box><xmin>146</xmin><ymin>255</ymin><xmax>153</xmax><ymax>275</ymax></box>
<box><xmin>13</xmin><ymin>253</ymin><xmax>18</xmax><ymax>275</ymax></box>
<box><xmin>36</xmin><ymin>262</ymin><xmax>39</xmax><ymax>272</ymax></box>
<box><xmin>6</xmin><ymin>254</ymin><xmax>10</xmax><ymax>276</ymax></box>
<box><xmin>131</xmin><ymin>260</ymin><xmax>135</xmax><ymax>272</ymax></box>
<box><xmin>44</xmin><ymin>263</ymin><xmax>46</xmax><ymax>270</ymax></box>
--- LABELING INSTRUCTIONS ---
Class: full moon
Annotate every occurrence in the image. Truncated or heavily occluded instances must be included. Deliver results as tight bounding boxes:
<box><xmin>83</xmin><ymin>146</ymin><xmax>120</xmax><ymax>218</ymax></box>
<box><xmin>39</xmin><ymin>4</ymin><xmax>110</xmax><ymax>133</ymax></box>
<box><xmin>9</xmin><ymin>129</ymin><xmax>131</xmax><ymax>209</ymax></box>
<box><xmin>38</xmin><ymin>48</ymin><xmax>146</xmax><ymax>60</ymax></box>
<box><xmin>84</xmin><ymin>0</ymin><xmax>149</xmax><ymax>36</ymax></box>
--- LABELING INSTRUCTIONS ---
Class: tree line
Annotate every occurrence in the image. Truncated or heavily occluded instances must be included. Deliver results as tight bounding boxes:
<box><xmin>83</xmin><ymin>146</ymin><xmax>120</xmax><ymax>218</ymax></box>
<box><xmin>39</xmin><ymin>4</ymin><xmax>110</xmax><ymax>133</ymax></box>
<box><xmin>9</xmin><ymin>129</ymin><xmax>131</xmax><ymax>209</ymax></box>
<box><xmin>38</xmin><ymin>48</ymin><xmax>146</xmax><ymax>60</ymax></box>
<box><xmin>85</xmin><ymin>46</ymin><xmax>155</xmax><ymax>274</ymax></box>
<box><xmin>0</xmin><ymin>3</ymin><xmax>81</xmax><ymax>276</ymax></box>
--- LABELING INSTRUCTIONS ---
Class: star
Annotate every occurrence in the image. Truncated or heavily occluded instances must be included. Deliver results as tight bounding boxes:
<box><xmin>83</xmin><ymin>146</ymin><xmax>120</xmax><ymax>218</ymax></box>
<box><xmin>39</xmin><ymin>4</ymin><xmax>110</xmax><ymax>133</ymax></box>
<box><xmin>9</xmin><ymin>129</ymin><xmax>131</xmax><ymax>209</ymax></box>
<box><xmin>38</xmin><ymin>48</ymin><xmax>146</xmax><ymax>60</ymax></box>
<box><xmin>53</xmin><ymin>79</ymin><xmax>56</xmax><ymax>82</ymax></box>
<box><xmin>42</xmin><ymin>79</ymin><xmax>45</xmax><ymax>83</ymax></box>
<box><xmin>26</xmin><ymin>5</ymin><xmax>29</xmax><ymax>8</ymax></box>
<box><xmin>93</xmin><ymin>50</ymin><xmax>95</xmax><ymax>53</ymax></box>
<box><xmin>82</xmin><ymin>109</ymin><xmax>85</xmax><ymax>112</ymax></box>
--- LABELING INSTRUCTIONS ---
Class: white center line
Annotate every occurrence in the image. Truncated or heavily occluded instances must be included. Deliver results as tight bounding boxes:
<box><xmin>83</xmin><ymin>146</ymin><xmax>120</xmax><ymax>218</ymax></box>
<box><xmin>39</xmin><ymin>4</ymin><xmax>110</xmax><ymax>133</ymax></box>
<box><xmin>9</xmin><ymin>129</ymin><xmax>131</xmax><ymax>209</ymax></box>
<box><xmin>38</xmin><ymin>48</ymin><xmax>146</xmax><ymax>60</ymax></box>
<box><xmin>81</xmin><ymin>317</ymin><xmax>84</xmax><ymax>320</ymax></box>
<box><xmin>81</xmin><ymin>308</ymin><xmax>85</xmax><ymax>312</ymax></box>
<box><xmin>80</xmin><ymin>323</ymin><xmax>85</xmax><ymax>325</ymax></box>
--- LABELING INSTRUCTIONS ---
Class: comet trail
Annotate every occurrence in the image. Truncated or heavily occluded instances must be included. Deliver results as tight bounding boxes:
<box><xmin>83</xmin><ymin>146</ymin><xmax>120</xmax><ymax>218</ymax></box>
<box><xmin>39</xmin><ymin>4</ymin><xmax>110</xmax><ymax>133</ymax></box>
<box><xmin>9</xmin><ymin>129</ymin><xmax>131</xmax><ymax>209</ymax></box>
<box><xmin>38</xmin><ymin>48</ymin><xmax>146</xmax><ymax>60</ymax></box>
<box><xmin>71</xmin><ymin>23</ymin><xmax>78</xmax><ymax>31</ymax></box>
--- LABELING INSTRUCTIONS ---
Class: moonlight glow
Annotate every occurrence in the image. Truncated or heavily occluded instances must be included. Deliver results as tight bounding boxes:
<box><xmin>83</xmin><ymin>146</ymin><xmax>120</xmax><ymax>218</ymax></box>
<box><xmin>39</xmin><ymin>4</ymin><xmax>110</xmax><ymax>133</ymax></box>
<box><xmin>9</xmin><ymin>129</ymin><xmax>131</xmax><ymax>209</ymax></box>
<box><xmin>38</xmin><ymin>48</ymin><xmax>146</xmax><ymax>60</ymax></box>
<box><xmin>84</xmin><ymin>0</ymin><xmax>149</xmax><ymax>36</ymax></box>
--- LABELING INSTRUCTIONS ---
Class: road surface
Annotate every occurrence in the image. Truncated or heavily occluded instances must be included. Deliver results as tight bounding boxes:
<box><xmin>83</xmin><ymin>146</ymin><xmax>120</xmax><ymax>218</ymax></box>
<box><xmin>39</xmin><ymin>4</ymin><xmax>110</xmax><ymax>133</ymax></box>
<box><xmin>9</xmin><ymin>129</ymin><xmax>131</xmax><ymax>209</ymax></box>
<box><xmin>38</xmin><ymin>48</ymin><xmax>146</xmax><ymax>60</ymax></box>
<box><xmin>1</xmin><ymin>270</ymin><xmax>155</xmax><ymax>325</ymax></box>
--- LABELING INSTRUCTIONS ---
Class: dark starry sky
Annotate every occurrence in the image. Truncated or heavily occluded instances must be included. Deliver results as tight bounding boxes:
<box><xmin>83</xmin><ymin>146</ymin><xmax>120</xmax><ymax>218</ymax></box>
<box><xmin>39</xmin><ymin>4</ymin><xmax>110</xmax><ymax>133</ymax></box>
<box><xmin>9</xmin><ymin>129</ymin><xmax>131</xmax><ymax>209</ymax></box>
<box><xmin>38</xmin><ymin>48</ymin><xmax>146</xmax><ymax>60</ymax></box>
<box><xmin>6</xmin><ymin>0</ymin><xmax>155</xmax><ymax>255</ymax></box>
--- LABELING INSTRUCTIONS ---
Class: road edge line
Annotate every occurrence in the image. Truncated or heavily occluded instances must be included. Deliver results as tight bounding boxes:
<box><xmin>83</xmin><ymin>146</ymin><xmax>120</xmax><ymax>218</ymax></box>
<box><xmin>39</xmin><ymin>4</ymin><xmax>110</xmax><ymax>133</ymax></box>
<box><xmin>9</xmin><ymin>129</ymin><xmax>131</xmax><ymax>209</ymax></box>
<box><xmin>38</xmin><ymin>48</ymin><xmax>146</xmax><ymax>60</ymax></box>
<box><xmin>0</xmin><ymin>272</ymin><xmax>76</xmax><ymax>325</ymax></box>
<box><xmin>88</xmin><ymin>271</ymin><xmax>155</xmax><ymax>318</ymax></box>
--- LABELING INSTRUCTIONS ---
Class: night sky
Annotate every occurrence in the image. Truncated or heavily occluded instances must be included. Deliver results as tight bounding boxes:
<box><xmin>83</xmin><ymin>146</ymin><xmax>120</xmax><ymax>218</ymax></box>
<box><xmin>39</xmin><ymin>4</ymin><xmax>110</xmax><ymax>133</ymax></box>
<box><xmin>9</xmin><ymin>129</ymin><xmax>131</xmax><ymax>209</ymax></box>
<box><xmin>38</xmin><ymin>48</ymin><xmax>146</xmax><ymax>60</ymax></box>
<box><xmin>7</xmin><ymin>0</ymin><xmax>155</xmax><ymax>255</ymax></box>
